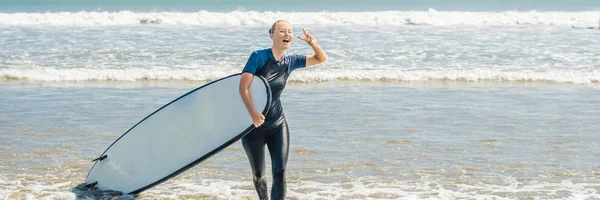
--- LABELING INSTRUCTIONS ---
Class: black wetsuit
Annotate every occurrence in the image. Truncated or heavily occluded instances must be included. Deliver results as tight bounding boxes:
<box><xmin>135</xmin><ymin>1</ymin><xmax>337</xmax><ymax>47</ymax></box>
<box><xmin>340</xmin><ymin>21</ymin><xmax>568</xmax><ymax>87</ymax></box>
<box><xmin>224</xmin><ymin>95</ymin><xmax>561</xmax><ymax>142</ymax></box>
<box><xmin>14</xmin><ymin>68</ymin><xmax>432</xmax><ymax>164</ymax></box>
<box><xmin>241</xmin><ymin>48</ymin><xmax>306</xmax><ymax>200</ymax></box>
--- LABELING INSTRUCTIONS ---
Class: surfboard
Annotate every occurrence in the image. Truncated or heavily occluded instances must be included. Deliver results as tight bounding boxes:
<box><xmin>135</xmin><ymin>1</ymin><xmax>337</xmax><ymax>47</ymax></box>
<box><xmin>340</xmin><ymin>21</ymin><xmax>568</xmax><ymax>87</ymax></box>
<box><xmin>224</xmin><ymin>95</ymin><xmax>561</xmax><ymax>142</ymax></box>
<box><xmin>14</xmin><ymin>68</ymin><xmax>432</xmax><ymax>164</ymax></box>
<box><xmin>84</xmin><ymin>73</ymin><xmax>271</xmax><ymax>194</ymax></box>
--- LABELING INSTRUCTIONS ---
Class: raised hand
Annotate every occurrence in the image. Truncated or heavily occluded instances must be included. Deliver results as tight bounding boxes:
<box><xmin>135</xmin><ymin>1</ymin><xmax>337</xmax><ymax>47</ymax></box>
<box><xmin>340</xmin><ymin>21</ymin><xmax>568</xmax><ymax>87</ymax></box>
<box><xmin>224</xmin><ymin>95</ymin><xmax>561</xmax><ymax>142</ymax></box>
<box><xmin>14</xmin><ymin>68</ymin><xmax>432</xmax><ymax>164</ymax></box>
<box><xmin>297</xmin><ymin>28</ymin><xmax>317</xmax><ymax>45</ymax></box>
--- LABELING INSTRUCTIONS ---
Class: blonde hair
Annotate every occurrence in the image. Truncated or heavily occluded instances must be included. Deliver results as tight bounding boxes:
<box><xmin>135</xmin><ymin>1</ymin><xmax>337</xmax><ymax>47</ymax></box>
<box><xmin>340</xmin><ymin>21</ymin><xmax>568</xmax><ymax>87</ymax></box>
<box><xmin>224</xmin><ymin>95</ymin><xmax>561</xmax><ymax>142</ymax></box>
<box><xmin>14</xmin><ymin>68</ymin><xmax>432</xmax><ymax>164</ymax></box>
<box><xmin>269</xmin><ymin>20</ymin><xmax>288</xmax><ymax>34</ymax></box>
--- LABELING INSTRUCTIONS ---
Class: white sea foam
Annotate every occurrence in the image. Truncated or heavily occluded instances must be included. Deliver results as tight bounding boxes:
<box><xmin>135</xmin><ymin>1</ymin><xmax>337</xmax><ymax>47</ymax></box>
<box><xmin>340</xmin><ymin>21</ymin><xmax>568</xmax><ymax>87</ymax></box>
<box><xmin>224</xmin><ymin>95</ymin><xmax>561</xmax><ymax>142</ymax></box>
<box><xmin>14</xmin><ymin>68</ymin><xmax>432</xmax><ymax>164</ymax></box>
<box><xmin>1</xmin><ymin>68</ymin><xmax>598</xmax><ymax>84</ymax></box>
<box><xmin>1</xmin><ymin>10</ymin><xmax>598</xmax><ymax>26</ymax></box>
<box><xmin>2</xmin><ymin>175</ymin><xmax>599</xmax><ymax>199</ymax></box>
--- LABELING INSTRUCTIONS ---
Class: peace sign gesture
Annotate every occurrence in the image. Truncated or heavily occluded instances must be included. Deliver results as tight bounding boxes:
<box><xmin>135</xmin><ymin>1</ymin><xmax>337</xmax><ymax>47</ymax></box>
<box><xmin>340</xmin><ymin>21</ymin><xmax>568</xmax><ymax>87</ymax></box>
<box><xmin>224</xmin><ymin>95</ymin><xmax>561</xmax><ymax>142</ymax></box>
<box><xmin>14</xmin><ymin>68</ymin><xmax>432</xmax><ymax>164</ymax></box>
<box><xmin>297</xmin><ymin>28</ymin><xmax>317</xmax><ymax>46</ymax></box>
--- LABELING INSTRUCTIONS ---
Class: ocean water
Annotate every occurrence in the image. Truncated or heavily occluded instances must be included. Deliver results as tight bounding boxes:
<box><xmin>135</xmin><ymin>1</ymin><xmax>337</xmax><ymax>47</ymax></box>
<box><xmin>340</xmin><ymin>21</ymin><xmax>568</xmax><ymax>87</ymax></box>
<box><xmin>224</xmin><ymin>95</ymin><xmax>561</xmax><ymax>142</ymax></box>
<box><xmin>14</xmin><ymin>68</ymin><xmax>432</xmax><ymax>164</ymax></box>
<box><xmin>1</xmin><ymin>0</ymin><xmax>600</xmax><ymax>199</ymax></box>
<box><xmin>1</xmin><ymin>0</ymin><xmax>600</xmax><ymax>13</ymax></box>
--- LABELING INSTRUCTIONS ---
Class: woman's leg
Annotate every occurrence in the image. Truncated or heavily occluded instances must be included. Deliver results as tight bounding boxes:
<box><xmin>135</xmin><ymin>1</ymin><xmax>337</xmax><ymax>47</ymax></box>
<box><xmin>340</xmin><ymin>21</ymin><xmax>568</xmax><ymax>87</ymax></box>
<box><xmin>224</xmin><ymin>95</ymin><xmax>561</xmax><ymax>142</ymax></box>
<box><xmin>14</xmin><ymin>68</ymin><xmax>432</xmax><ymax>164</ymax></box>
<box><xmin>266</xmin><ymin>121</ymin><xmax>290</xmax><ymax>200</ymax></box>
<box><xmin>242</xmin><ymin>131</ymin><xmax>268</xmax><ymax>200</ymax></box>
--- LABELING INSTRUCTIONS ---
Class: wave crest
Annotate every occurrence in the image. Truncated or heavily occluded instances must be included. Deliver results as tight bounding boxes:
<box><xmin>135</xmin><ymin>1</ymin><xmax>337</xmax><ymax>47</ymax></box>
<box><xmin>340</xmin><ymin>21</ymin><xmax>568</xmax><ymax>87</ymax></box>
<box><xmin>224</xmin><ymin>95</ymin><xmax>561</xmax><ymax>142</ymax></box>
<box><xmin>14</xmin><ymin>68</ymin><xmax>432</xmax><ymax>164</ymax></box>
<box><xmin>1</xmin><ymin>10</ymin><xmax>598</xmax><ymax>26</ymax></box>
<box><xmin>2</xmin><ymin>68</ymin><xmax>598</xmax><ymax>84</ymax></box>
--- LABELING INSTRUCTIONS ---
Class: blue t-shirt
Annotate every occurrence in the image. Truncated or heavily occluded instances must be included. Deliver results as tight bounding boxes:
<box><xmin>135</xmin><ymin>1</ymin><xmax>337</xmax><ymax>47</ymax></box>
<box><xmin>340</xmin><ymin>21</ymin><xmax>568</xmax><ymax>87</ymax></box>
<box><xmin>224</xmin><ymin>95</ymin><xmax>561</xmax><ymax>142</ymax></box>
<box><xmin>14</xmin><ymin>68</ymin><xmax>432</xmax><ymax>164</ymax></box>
<box><xmin>242</xmin><ymin>48</ymin><xmax>306</xmax><ymax>75</ymax></box>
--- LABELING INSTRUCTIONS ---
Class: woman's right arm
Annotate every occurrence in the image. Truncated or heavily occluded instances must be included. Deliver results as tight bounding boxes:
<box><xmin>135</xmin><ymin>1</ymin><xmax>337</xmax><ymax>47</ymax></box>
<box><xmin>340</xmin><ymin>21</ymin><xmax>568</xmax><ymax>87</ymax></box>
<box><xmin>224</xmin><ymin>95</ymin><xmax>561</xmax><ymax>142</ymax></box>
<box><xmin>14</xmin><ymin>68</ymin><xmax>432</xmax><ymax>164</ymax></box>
<box><xmin>239</xmin><ymin>72</ymin><xmax>265</xmax><ymax>128</ymax></box>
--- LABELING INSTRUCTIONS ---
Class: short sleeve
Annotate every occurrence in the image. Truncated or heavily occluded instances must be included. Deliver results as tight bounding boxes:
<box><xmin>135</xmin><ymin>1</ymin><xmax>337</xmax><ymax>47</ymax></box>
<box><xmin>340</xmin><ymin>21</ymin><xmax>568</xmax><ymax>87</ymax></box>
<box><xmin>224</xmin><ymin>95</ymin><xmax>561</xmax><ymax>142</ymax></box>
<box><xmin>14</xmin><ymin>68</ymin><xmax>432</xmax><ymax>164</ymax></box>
<box><xmin>287</xmin><ymin>55</ymin><xmax>306</xmax><ymax>74</ymax></box>
<box><xmin>242</xmin><ymin>51</ymin><xmax>261</xmax><ymax>74</ymax></box>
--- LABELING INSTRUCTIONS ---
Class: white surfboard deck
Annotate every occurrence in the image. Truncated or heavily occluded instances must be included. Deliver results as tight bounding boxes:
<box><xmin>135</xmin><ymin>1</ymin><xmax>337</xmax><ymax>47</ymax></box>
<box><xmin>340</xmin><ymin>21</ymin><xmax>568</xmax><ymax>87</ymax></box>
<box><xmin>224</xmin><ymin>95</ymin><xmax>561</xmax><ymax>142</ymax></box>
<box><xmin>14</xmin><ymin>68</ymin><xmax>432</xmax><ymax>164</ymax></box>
<box><xmin>84</xmin><ymin>73</ymin><xmax>271</xmax><ymax>194</ymax></box>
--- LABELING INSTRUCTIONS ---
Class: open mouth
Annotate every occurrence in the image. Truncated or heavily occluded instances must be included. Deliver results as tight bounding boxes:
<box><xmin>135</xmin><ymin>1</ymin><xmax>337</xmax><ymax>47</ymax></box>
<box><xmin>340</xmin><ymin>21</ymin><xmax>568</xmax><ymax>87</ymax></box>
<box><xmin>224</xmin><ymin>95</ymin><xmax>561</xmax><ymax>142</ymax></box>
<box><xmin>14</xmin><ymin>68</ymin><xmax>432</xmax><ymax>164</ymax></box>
<box><xmin>283</xmin><ymin>39</ymin><xmax>290</xmax><ymax>43</ymax></box>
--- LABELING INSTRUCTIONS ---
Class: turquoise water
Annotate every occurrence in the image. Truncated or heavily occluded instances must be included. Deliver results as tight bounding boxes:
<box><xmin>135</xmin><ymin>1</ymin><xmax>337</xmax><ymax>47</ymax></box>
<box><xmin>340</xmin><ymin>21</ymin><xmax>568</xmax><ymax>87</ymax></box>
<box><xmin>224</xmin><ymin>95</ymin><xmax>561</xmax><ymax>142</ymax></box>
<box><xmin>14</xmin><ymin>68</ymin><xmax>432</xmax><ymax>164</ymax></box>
<box><xmin>1</xmin><ymin>0</ymin><xmax>600</xmax><ymax>12</ymax></box>
<box><xmin>1</xmin><ymin>0</ymin><xmax>600</xmax><ymax>199</ymax></box>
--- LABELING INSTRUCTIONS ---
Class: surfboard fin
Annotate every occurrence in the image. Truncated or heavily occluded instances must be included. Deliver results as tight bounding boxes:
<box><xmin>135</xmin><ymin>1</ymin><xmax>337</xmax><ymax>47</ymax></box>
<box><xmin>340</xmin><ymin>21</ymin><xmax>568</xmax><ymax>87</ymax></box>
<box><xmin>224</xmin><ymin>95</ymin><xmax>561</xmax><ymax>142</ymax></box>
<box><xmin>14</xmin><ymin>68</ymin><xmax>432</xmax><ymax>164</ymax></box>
<box><xmin>84</xmin><ymin>181</ymin><xmax>98</xmax><ymax>188</ymax></box>
<box><xmin>91</xmin><ymin>155</ymin><xmax>108</xmax><ymax>162</ymax></box>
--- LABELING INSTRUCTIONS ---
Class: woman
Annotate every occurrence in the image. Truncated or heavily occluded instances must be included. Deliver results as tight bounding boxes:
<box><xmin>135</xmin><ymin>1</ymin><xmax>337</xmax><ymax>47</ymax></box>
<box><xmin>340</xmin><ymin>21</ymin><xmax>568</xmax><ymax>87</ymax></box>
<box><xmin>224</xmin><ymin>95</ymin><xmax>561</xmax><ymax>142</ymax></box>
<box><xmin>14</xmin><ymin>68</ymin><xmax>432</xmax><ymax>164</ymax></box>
<box><xmin>238</xmin><ymin>20</ymin><xmax>327</xmax><ymax>200</ymax></box>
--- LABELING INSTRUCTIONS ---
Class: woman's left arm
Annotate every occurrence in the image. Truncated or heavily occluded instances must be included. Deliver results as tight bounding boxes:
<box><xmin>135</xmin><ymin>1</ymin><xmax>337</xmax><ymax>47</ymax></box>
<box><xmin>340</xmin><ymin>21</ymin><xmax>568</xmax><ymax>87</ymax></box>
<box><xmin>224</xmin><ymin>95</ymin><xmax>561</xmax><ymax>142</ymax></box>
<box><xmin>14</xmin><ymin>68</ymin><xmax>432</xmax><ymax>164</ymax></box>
<box><xmin>298</xmin><ymin>28</ymin><xmax>327</xmax><ymax>67</ymax></box>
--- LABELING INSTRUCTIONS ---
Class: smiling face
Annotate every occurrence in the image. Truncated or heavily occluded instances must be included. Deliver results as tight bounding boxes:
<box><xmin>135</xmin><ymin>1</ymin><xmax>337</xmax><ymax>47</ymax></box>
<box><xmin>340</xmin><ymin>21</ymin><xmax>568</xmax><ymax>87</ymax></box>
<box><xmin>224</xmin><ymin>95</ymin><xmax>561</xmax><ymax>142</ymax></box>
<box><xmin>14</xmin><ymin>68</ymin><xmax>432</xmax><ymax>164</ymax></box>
<box><xmin>269</xmin><ymin>20</ymin><xmax>293</xmax><ymax>50</ymax></box>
